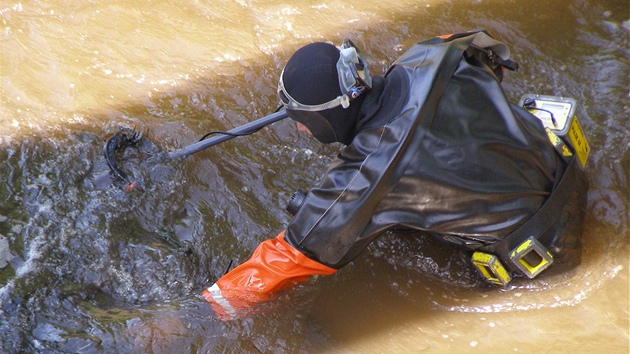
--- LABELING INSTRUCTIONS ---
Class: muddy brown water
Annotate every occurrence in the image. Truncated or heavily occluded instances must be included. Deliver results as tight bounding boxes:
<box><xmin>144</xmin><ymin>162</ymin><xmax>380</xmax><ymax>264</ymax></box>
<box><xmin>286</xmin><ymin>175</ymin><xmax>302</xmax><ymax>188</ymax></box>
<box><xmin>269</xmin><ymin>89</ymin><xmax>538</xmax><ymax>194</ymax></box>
<box><xmin>0</xmin><ymin>0</ymin><xmax>628</xmax><ymax>353</ymax></box>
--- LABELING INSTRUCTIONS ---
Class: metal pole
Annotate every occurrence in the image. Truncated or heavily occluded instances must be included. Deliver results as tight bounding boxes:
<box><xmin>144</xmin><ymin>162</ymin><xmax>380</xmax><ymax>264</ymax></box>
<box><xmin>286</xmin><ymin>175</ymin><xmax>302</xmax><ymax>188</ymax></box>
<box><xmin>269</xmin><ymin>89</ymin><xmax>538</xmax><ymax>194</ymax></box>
<box><xmin>165</xmin><ymin>110</ymin><xmax>289</xmax><ymax>160</ymax></box>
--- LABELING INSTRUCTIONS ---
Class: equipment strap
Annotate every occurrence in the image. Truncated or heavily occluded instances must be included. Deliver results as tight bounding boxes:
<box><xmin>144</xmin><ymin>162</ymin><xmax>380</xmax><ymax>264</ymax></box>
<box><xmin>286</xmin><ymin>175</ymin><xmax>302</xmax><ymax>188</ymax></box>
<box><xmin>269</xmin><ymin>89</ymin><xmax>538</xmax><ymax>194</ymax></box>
<box><xmin>479</xmin><ymin>156</ymin><xmax>586</xmax><ymax>273</ymax></box>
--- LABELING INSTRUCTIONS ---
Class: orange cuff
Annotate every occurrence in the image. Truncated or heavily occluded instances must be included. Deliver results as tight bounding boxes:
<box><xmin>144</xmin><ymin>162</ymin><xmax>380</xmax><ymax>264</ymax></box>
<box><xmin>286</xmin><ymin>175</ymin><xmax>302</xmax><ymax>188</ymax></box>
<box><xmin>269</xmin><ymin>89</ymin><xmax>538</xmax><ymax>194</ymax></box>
<box><xmin>202</xmin><ymin>230</ymin><xmax>336</xmax><ymax>320</ymax></box>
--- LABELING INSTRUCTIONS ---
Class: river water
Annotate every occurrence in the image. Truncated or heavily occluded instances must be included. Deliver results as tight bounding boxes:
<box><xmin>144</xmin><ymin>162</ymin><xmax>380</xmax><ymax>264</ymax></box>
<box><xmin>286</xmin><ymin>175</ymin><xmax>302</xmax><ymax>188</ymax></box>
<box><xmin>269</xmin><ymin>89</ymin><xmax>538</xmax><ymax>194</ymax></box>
<box><xmin>0</xmin><ymin>0</ymin><xmax>628</xmax><ymax>353</ymax></box>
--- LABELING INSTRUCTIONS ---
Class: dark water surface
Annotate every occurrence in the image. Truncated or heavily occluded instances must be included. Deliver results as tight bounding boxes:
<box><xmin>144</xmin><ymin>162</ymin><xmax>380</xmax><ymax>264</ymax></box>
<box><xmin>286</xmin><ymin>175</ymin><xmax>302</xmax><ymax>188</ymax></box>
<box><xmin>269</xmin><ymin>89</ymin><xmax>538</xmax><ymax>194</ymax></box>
<box><xmin>1</xmin><ymin>0</ymin><xmax>628</xmax><ymax>352</ymax></box>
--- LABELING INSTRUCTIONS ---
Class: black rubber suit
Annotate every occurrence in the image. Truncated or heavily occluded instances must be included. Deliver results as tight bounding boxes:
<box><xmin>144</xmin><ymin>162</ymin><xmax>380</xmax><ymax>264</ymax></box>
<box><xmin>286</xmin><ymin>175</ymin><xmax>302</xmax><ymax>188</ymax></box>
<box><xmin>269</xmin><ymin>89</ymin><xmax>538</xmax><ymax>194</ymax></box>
<box><xmin>203</xmin><ymin>32</ymin><xmax>589</xmax><ymax>319</ymax></box>
<box><xmin>283</xmin><ymin>33</ymin><xmax>588</xmax><ymax>273</ymax></box>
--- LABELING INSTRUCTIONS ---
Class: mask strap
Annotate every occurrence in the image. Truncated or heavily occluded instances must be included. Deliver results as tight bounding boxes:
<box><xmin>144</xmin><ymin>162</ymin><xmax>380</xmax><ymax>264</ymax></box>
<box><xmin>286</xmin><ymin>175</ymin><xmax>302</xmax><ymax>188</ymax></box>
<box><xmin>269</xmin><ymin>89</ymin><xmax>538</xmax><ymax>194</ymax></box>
<box><xmin>278</xmin><ymin>39</ymin><xmax>372</xmax><ymax>112</ymax></box>
<box><xmin>278</xmin><ymin>68</ymin><xmax>352</xmax><ymax>110</ymax></box>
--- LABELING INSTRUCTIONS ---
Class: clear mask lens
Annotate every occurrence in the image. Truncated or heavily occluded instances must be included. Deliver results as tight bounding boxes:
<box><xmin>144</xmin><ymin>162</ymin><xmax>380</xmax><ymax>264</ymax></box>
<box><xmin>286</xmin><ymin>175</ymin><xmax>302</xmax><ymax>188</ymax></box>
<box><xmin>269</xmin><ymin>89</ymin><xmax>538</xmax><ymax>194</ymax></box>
<box><xmin>337</xmin><ymin>39</ymin><xmax>372</xmax><ymax>93</ymax></box>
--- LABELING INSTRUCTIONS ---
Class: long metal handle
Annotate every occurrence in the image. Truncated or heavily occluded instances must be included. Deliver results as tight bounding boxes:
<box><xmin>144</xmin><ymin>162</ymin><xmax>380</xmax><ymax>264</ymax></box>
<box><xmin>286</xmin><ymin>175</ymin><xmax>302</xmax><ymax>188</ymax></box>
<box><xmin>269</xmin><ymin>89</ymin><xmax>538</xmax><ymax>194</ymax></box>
<box><xmin>165</xmin><ymin>110</ymin><xmax>289</xmax><ymax>160</ymax></box>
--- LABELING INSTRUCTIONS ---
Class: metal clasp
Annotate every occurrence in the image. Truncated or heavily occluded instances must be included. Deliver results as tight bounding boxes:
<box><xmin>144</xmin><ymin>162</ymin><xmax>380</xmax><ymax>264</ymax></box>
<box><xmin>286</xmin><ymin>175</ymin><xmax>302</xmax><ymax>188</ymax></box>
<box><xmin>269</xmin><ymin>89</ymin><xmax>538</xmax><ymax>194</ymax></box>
<box><xmin>509</xmin><ymin>237</ymin><xmax>554</xmax><ymax>278</ymax></box>
<box><xmin>472</xmin><ymin>252</ymin><xmax>512</xmax><ymax>286</ymax></box>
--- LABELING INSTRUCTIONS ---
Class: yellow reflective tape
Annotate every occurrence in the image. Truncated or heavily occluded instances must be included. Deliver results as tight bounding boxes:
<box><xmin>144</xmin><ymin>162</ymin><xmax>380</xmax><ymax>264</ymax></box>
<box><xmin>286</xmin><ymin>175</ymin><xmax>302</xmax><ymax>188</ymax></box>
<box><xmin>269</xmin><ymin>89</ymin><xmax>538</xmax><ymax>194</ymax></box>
<box><xmin>567</xmin><ymin>116</ymin><xmax>590</xmax><ymax>167</ymax></box>
<box><xmin>545</xmin><ymin>128</ymin><xmax>562</xmax><ymax>146</ymax></box>
<box><xmin>472</xmin><ymin>252</ymin><xmax>512</xmax><ymax>286</ymax></box>
<box><xmin>512</xmin><ymin>238</ymin><xmax>532</xmax><ymax>257</ymax></box>
<box><xmin>492</xmin><ymin>260</ymin><xmax>511</xmax><ymax>282</ymax></box>
<box><xmin>545</xmin><ymin>127</ymin><xmax>573</xmax><ymax>158</ymax></box>
<box><xmin>518</xmin><ymin>255</ymin><xmax>549</xmax><ymax>274</ymax></box>
<box><xmin>561</xmin><ymin>145</ymin><xmax>573</xmax><ymax>157</ymax></box>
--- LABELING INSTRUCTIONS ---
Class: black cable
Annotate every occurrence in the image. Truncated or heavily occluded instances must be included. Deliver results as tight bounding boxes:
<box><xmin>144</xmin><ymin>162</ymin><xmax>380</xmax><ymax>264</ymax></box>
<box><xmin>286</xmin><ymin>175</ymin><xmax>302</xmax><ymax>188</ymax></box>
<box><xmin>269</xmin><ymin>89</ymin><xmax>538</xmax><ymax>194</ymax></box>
<box><xmin>223</xmin><ymin>259</ymin><xmax>234</xmax><ymax>275</ymax></box>
<box><xmin>197</xmin><ymin>128</ymin><xmax>262</xmax><ymax>142</ymax></box>
<box><xmin>523</xmin><ymin>98</ymin><xmax>558</xmax><ymax>127</ymax></box>
<box><xmin>197</xmin><ymin>105</ymin><xmax>286</xmax><ymax>142</ymax></box>
<box><xmin>526</xmin><ymin>107</ymin><xmax>558</xmax><ymax>127</ymax></box>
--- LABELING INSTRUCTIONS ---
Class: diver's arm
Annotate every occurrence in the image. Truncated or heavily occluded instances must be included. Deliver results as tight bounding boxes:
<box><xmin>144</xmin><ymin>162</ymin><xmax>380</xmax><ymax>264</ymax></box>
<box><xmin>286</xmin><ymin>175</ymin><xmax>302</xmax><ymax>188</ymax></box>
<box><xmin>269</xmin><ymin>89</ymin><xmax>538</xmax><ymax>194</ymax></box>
<box><xmin>202</xmin><ymin>230</ymin><xmax>336</xmax><ymax>320</ymax></box>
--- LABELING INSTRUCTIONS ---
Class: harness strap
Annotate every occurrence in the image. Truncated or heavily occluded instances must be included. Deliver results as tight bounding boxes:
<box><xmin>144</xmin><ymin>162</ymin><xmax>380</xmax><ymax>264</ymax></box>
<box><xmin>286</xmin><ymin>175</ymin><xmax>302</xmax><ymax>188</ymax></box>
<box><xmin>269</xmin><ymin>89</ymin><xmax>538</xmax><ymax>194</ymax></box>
<box><xmin>479</xmin><ymin>156</ymin><xmax>586</xmax><ymax>274</ymax></box>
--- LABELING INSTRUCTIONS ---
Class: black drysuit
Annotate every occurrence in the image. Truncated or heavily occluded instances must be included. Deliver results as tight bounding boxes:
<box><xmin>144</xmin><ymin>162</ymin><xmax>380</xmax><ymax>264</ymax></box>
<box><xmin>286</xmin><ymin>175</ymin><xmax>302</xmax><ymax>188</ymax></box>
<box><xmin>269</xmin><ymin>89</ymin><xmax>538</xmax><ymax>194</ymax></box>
<box><xmin>283</xmin><ymin>33</ymin><xmax>588</xmax><ymax>273</ymax></box>
<box><xmin>203</xmin><ymin>32</ymin><xmax>589</xmax><ymax>319</ymax></box>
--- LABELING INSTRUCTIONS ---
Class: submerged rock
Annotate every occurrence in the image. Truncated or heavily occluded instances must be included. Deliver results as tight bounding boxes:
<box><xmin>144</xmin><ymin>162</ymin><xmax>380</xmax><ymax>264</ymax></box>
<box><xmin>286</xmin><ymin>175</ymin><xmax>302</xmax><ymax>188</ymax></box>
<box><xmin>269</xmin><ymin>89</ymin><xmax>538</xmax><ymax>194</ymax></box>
<box><xmin>0</xmin><ymin>234</ymin><xmax>10</xmax><ymax>268</ymax></box>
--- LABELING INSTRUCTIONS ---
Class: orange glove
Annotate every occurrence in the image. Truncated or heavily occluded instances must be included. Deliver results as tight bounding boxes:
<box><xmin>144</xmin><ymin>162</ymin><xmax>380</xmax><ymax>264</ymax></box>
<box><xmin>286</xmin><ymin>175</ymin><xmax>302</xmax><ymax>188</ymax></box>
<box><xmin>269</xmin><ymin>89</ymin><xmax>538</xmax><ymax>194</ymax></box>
<box><xmin>202</xmin><ymin>230</ymin><xmax>337</xmax><ymax>320</ymax></box>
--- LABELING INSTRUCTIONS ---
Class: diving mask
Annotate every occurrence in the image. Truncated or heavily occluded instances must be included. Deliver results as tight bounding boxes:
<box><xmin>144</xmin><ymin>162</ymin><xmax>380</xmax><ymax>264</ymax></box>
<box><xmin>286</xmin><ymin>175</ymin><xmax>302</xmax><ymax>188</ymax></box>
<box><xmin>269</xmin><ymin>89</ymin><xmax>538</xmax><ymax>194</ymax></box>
<box><xmin>278</xmin><ymin>39</ymin><xmax>372</xmax><ymax>111</ymax></box>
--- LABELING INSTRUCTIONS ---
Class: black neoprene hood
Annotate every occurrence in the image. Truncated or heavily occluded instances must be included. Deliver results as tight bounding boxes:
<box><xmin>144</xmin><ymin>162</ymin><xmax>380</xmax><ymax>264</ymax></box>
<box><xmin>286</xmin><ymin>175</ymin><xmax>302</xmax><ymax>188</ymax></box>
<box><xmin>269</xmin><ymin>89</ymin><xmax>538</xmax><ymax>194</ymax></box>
<box><xmin>280</xmin><ymin>42</ymin><xmax>363</xmax><ymax>145</ymax></box>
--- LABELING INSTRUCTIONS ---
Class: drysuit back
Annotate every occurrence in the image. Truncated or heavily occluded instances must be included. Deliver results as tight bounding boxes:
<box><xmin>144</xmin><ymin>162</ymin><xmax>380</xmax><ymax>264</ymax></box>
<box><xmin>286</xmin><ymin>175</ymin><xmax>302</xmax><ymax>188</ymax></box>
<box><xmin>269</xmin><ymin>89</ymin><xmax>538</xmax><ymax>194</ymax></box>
<box><xmin>283</xmin><ymin>33</ymin><xmax>586</xmax><ymax>270</ymax></box>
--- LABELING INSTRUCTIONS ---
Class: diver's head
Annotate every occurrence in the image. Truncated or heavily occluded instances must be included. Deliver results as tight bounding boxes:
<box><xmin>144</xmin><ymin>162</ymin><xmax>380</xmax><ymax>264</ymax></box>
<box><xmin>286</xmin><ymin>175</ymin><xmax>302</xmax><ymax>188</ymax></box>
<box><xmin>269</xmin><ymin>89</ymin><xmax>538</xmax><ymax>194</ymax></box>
<box><xmin>278</xmin><ymin>40</ymin><xmax>372</xmax><ymax>145</ymax></box>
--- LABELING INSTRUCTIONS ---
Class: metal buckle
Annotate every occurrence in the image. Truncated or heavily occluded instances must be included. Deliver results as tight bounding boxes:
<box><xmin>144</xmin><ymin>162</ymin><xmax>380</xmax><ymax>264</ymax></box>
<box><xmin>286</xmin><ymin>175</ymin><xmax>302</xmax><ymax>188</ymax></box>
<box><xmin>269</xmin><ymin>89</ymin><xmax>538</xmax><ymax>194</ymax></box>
<box><xmin>509</xmin><ymin>237</ymin><xmax>554</xmax><ymax>279</ymax></box>
<box><xmin>472</xmin><ymin>252</ymin><xmax>512</xmax><ymax>286</ymax></box>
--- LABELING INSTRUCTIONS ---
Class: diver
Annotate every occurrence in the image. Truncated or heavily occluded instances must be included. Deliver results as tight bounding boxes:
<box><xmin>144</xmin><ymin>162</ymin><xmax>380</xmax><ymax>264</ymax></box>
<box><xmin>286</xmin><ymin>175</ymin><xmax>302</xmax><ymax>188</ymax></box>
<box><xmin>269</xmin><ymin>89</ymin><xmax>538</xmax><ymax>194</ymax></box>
<box><xmin>202</xmin><ymin>30</ymin><xmax>589</xmax><ymax>320</ymax></box>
